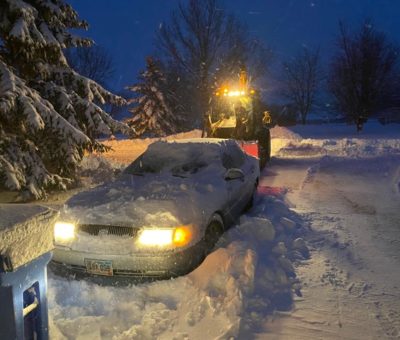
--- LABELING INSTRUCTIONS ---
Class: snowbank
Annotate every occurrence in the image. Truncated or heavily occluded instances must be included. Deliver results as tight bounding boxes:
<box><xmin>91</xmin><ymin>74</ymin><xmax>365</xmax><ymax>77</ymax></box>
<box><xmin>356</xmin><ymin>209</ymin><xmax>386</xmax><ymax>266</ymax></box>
<box><xmin>270</xmin><ymin>126</ymin><xmax>302</xmax><ymax>140</ymax></box>
<box><xmin>276</xmin><ymin>137</ymin><xmax>400</xmax><ymax>158</ymax></box>
<box><xmin>289</xmin><ymin>120</ymin><xmax>400</xmax><ymax>139</ymax></box>
<box><xmin>99</xmin><ymin>130</ymin><xmax>203</xmax><ymax>165</ymax></box>
<box><xmin>271</xmin><ymin>122</ymin><xmax>400</xmax><ymax>159</ymax></box>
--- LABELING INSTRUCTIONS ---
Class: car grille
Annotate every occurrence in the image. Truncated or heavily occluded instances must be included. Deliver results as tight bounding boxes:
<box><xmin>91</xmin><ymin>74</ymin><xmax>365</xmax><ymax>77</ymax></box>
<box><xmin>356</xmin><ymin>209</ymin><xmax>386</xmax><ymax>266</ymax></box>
<box><xmin>78</xmin><ymin>224</ymin><xmax>138</xmax><ymax>238</ymax></box>
<box><xmin>51</xmin><ymin>261</ymin><xmax>168</xmax><ymax>278</ymax></box>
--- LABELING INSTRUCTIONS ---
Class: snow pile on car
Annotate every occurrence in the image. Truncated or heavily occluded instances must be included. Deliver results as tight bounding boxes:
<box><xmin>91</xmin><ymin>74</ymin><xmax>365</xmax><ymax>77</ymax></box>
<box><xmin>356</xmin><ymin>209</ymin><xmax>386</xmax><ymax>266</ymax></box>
<box><xmin>74</xmin><ymin>130</ymin><xmax>208</xmax><ymax>187</ymax></box>
<box><xmin>77</xmin><ymin>155</ymin><xmax>125</xmax><ymax>185</ymax></box>
<box><xmin>48</xmin><ymin>192</ymin><xmax>309</xmax><ymax>339</ymax></box>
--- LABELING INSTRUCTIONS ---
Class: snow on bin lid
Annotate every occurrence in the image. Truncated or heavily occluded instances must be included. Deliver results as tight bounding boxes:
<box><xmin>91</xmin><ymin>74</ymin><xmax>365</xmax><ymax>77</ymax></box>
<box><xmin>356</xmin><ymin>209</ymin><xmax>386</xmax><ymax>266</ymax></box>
<box><xmin>0</xmin><ymin>204</ymin><xmax>50</xmax><ymax>231</ymax></box>
<box><xmin>0</xmin><ymin>204</ymin><xmax>59</xmax><ymax>271</ymax></box>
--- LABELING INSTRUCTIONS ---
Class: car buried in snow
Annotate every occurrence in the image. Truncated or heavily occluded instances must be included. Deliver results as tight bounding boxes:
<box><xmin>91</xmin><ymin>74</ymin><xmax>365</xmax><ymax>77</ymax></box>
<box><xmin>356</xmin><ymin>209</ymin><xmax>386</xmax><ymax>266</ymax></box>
<box><xmin>51</xmin><ymin>139</ymin><xmax>260</xmax><ymax>279</ymax></box>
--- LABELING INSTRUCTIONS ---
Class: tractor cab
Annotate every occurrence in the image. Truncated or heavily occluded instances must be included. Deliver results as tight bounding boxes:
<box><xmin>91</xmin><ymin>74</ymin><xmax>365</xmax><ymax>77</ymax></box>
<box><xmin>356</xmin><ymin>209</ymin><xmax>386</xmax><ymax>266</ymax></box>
<box><xmin>208</xmin><ymin>89</ymin><xmax>257</xmax><ymax>140</ymax></box>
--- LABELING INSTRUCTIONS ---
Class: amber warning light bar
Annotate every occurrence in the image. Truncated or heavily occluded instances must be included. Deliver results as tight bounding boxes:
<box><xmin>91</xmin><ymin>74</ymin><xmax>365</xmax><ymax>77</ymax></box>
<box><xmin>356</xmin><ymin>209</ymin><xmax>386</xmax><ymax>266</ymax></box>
<box><xmin>215</xmin><ymin>88</ymin><xmax>256</xmax><ymax>97</ymax></box>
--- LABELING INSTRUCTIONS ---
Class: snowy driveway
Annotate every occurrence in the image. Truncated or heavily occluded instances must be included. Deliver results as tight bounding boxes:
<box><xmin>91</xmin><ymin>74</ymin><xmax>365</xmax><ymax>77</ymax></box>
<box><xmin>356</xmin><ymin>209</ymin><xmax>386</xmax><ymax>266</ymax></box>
<box><xmin>260</xmin><ymin>155</ymin><xmax>400</xmax><ymax>339</ymax></box>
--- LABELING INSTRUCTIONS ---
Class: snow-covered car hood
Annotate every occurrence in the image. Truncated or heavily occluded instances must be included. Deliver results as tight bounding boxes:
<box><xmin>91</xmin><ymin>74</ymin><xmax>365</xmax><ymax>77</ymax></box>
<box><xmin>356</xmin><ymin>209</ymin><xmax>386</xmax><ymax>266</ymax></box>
<box><xmin>62</xmin><ymin>168</ymin><xmax>227</xmax><ymax>229</ymax></box>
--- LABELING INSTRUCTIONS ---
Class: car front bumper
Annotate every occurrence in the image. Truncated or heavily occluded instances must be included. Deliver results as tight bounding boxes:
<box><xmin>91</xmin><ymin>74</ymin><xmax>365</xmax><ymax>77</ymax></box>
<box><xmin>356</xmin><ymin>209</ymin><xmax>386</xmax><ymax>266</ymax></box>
<box><xmin>50</xmin><ymin>240</ymin><xmax>206</xmax><ymax>279</ymax></box>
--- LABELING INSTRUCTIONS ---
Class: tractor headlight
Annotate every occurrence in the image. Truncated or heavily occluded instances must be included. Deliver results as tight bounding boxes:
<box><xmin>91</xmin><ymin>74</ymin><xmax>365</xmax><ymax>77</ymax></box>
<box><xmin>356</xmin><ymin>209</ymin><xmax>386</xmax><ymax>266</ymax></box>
<box><xmin>54</xmin><ymin>222</ymin><xmax>75</xmax><ymax>243</ymax></box>
<box><xmin>137</xmin><ymin>225</ymin><xmax>192</xmax><ymax>248</ymax></box>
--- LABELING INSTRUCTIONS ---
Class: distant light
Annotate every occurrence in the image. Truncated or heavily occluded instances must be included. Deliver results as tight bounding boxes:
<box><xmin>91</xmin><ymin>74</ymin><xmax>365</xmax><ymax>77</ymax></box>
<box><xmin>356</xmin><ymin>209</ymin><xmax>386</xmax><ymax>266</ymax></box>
<box><xmin>227</xmin><ymin>90</ymin><xmax>246</xmax><ymax>97</ymax></box>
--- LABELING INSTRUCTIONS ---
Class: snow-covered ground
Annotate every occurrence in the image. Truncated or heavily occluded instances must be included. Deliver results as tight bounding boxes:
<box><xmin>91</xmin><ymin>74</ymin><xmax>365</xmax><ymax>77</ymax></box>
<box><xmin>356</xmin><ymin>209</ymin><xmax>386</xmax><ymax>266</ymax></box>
<box><xmin>47</xmin><ymin>121</ymin><xmax>400</xmax><ymax>339</ymax></box>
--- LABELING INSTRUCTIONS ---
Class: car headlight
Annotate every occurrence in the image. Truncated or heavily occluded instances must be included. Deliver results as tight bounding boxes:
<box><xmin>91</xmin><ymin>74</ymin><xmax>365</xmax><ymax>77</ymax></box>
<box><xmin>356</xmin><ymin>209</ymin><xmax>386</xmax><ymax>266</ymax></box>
<box><xmin>54</xmin><ymin>221</ymin><xmax>75</xmax><ymax>243</ymax></box>
<box><xmin>137</xmin><ymin>225</ymin><xmax>192</xmax><ymax>248</ymax></box>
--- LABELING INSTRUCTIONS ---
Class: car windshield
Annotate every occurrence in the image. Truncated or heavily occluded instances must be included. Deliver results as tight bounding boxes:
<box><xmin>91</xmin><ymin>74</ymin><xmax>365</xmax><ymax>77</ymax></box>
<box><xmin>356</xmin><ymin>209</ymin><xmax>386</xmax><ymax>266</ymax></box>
<box><xmin>123</xmin><ymin>142</ymin><xmax>220</xmax><ymax>177</ymax></box>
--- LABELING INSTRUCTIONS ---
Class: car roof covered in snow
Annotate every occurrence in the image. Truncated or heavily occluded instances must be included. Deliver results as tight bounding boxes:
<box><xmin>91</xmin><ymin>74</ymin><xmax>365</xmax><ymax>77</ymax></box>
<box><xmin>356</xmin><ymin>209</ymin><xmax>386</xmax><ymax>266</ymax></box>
<box><xmin>143</xmin><ymin>138</ymin><xmax>240</xmax><ymax>160</ymax></box>
<box><xmin>123</xmin><ymin>139</ymin><xmax>240</xmax><ymax>176</ymax></box>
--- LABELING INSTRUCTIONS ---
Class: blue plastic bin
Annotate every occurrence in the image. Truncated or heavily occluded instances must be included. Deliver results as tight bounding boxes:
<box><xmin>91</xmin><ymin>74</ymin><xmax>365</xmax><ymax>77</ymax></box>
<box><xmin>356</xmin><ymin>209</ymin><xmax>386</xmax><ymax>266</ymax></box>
<box><xmin>0</xmin><ymin>252</ymin><xmax>52</xmax><ymax>340</ymax></box>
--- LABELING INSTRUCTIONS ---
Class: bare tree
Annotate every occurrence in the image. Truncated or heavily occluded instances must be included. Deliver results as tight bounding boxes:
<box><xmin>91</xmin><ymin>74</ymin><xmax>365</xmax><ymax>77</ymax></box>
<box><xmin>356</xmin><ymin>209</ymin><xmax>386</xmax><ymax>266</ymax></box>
<box><xmin>328</xmin><ymin>20</ymin><xmax>399</xmax><ymax>131</ymax></box>
<box><xmin>213</xmin><ymin>22</ymin><xmax>270</xmax><ymax>87</ymax></box>
<box><xmin>282</xmin><ymin>47</ymin><xmax>320</xmax><ymax>125</ymax></box>
<box><xmin>156</xmin><ymin>0</ymin><xmax>271</xmax><ymax>125</ymax></box>
<box><xmin>65</xmin><ymin>45</ymin><xmax>115</xmax><ymax>87</ymax></box>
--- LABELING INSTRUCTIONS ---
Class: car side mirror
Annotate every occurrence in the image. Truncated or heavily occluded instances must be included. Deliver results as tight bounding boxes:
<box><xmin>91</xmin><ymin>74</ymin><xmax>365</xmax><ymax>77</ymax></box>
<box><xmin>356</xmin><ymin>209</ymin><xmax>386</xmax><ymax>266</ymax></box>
<box><xmin>225</xmin><ymin>168</ymin><xmax>244</xmax><ymax>181</ymax></box>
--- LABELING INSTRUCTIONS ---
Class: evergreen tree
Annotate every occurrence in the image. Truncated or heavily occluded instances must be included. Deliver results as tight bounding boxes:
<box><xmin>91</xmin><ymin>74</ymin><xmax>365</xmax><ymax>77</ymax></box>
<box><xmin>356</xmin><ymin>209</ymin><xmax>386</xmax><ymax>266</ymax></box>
<box><xmin>0</xmin><ymin>0</ymin><xmax>131</xmax><ymax>199</ymax></box>
<box><xmin>126</xmin><ymin>57</ymin><xmax>179</xmax><ymax>136</ymax></box>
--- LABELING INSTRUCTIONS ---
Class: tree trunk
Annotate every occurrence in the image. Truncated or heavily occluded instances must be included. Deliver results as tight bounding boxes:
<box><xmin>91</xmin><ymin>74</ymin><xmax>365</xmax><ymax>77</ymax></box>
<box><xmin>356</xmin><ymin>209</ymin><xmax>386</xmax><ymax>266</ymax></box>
<box><xmin>356</xmin><ymin>117</ymin><xmax>363</xmax><ymax>132</ymax></box>
<box><xmin>301</xmin><ymin>113</ymin><xmax>307</xmax><ymax>125</ymax></box>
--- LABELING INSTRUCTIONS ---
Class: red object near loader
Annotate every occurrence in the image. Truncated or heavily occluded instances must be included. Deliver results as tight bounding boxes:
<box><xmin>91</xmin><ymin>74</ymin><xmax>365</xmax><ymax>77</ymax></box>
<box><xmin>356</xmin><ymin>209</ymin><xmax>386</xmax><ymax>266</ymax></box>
<box><xmin>239</xmin><ymin>141</ymin><xmax>259</xmax><ymax>158</ymax></box>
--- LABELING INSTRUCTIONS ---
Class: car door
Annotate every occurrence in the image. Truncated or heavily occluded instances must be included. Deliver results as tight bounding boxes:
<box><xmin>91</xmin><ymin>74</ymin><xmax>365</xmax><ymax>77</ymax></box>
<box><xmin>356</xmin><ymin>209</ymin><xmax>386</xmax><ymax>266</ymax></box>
<box><xmin>221</xmin><ymin>143</ymin><xmax>251</xmax><ymax>221</ymax></box>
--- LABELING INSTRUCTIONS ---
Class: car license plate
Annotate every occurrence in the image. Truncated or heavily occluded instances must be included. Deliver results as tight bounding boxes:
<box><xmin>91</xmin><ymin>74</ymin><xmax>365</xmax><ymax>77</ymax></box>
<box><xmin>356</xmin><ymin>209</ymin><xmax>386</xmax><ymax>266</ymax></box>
<box><xmin>84</xmin><ymin>259</ymin><xmax>113</xmax><ymax>276</ymax></box>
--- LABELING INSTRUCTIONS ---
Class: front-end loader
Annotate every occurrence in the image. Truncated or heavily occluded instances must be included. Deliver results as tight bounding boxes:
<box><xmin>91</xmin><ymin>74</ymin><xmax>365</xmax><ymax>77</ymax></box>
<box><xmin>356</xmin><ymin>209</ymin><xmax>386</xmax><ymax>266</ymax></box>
<box><xmin>202</xmin><ymin>70</ymin><xmax>273</xmax><ymax>168</ymax></box>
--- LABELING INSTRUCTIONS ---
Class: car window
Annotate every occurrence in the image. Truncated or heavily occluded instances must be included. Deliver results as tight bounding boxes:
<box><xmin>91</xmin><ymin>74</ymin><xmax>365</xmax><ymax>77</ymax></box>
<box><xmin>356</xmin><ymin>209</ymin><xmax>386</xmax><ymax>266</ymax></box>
<box><xmin>222</xmin><ymin>143</ymin><xmax>245</xmax><ymax>169</ymax></box>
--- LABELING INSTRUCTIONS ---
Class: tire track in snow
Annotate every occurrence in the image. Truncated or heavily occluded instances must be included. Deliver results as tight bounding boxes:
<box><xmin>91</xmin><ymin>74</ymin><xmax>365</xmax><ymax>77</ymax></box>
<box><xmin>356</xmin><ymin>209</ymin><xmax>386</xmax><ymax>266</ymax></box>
<box><xmin>393</xmin><ymin>165</ymin><xmax>400</xmax><ymax>195</ymax></box>
<box><xmin>374</xmin><ymin>302</ymin><xmax>400</xmax><ymax>339</ymax></box>
<box><xmin>300</xmin><ymin>163</ymin><xmax>320</xmax><ymax>190</ymax></box>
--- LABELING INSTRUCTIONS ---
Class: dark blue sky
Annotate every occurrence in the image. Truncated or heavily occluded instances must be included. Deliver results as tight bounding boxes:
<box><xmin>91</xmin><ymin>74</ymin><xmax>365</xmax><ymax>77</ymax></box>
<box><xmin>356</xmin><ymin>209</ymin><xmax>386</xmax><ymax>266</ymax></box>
<box><xmin>69</xmin><ymin>0</ymin><xmax>400</xmax><ymax>92</ymax></box>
